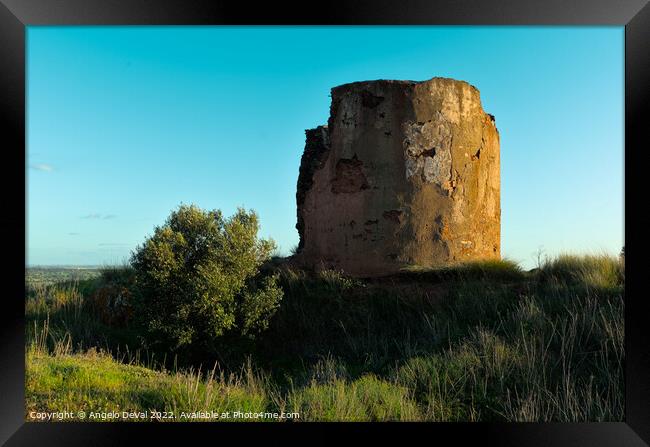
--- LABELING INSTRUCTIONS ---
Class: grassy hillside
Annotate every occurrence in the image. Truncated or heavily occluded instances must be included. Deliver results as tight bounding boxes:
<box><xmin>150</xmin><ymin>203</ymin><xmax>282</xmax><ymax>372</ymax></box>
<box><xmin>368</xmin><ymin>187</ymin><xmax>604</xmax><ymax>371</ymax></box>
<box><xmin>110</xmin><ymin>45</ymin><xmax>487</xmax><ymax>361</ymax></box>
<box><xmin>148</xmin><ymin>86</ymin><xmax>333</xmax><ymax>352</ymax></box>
<box><xmin>25</xmin><ymin>255</ymin><xmax>624</xmax><ymax>422</ymax></box>
<box><xmin>26</xmin><ymin>350</ymin><xmax>274</xmax><ymax>421</ymax></box>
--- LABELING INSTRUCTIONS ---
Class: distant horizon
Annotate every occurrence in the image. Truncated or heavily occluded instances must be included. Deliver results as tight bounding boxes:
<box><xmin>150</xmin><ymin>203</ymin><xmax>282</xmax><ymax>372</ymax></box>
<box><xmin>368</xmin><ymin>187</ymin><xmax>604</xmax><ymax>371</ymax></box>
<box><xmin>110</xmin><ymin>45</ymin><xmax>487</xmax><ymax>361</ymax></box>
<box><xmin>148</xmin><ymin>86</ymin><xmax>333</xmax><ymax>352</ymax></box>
<box><xmin>27</xmin><ymin>264</ymin><xmax>105</xmax><ymax>268</ymax></box>
<box><xmin>25</xmin><ymin>248</ymin><xmax>624</xmax><ymax>271</ymax></box>
<box><xmin>27</xmin><ymin>26</ymin><xmax>624</xmax><ymax>270</ymax></box>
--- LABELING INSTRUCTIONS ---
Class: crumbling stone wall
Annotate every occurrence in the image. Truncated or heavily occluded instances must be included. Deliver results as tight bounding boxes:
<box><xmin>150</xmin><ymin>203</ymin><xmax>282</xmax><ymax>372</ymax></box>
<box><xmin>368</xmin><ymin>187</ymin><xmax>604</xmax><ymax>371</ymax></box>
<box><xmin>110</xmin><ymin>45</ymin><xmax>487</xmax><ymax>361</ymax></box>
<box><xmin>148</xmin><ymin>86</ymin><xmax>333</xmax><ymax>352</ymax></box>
<box><xmin>295</xmin><ymin>77</ymin><xmax>500</xmax><ymax>277</ymax></box>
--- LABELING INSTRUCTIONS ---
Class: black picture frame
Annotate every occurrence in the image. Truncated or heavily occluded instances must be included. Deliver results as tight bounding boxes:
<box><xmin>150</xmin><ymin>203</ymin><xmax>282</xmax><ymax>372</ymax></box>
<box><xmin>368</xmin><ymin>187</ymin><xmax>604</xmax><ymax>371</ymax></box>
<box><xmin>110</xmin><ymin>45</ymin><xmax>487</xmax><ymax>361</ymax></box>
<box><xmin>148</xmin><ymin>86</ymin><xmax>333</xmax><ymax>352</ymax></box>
<box><xmin>2</xmin><ymin>1</ymin><xmax>647</xmax><ymax>445</ymax></box>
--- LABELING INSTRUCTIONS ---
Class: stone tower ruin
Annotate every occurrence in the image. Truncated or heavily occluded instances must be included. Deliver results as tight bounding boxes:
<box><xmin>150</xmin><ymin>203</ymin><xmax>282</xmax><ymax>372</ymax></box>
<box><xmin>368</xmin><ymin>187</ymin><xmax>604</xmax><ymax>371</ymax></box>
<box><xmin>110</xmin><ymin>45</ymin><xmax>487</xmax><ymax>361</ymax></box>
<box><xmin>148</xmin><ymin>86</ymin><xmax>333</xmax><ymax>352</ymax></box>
<box><xmin>294</xmin><ymin>77</ymin><xmax>500</xmax><ymax>277</ymax></box>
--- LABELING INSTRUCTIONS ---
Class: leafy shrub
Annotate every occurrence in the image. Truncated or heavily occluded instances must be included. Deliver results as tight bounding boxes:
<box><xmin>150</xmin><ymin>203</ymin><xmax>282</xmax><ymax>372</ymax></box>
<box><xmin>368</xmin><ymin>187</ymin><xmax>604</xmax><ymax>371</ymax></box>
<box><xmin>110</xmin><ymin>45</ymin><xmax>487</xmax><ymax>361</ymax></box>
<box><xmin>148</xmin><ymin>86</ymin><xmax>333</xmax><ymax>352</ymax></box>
<box><xmin>130</xmin><ymin>204</ymin><xmax>283</xmax><ymax>353</ymax></box>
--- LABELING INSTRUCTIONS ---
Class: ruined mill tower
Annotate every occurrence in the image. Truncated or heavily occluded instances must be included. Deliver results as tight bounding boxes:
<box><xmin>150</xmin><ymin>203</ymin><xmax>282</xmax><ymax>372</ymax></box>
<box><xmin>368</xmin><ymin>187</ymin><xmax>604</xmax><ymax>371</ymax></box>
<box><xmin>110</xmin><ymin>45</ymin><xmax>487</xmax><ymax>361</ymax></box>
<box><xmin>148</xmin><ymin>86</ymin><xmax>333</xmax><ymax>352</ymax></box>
<box><xmin>294</xmin><ymin>77</ymin><xmax>500</xmax><ymax>277</ymax></box>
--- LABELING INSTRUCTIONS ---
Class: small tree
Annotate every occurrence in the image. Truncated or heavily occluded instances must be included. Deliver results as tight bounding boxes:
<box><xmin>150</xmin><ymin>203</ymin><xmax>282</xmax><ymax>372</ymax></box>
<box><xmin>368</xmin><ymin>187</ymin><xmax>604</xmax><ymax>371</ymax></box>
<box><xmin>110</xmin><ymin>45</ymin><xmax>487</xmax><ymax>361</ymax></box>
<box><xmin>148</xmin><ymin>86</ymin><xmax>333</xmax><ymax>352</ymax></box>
<box><xmin>131</xmin><ymin>204</ymin><xmax>282</xmax><ymax>353</ymax></box>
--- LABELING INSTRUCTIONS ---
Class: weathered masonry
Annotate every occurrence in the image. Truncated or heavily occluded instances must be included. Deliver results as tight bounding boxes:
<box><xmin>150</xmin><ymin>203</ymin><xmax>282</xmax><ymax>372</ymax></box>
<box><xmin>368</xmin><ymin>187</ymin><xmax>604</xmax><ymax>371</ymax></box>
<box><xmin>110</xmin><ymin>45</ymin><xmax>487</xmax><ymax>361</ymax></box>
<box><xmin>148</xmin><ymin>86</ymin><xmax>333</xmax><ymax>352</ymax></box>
<box><xmin>295</xmin><ymin>77</ymin><xmax>500</xmax><ymax>277</ymax></box>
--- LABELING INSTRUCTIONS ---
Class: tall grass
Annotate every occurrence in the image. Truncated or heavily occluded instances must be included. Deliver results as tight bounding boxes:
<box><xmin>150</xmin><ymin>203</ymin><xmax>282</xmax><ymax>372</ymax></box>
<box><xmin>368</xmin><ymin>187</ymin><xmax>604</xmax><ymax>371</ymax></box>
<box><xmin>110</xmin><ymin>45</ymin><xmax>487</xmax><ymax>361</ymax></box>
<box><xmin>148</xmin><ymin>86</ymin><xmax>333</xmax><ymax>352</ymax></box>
<box><xmin>25</xmin><ymin>267</ymin><xmax>144</xmax><ymax>362</ymax></box>
<box><xmin>538</xmin><ymin>253</ymin><xmax>624</xmax><ymax>290</ymax></box>
<box><xmin>26</xmin><ymin>315</ymin><xmax>273</xmax><ymax>421</ymax></box>
<box><xmin>400</xmin><ymin>257</ymin><xmax>526</xmax><ymax>282</ymax></box>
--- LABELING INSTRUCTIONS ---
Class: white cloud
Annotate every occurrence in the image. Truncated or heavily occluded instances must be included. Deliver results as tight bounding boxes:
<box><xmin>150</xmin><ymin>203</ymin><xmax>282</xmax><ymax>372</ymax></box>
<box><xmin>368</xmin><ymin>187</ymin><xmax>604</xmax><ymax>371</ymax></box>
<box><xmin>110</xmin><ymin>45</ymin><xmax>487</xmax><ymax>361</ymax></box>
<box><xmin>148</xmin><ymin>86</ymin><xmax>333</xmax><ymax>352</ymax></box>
<box><xmin>30</xmin><ymin>163</ymin><xmax>54</xmax><ymax>172</ymax></box>
<box><xmin>81</xmin><ymin>213</ymin><xmax>118</xmax><ymax>220</ymax></box>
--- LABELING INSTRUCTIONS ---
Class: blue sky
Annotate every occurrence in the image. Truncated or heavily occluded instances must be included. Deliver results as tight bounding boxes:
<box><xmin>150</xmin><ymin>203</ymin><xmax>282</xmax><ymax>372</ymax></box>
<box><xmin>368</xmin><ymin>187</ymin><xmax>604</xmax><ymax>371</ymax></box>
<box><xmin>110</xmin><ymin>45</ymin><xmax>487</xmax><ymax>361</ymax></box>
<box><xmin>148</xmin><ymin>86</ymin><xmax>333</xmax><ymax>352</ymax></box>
<box><xmin>27</xmin><ymin>26</ymin><xmax>624</xmax><ymax>269</ymax></box>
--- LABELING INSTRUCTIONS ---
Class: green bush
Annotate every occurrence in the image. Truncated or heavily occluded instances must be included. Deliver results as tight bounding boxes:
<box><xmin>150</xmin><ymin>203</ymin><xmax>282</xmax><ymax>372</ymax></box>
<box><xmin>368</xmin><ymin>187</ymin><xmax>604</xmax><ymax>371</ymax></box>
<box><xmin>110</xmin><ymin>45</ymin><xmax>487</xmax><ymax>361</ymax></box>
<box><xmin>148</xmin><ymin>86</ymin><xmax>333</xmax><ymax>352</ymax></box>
<box><xmin>130</xmin><ymin>204</ymin><xmax>283</xmax><ymax>353</ymax></box>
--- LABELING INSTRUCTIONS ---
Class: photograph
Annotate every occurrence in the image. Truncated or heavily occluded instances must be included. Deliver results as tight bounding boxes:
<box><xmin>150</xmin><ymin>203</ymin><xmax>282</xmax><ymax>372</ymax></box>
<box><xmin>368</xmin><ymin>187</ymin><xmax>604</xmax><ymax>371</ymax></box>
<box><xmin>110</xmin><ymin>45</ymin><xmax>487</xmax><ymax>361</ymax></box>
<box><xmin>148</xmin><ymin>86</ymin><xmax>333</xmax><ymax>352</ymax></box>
<box><xmin>23</xmin><ymin>25</ymin><xmax>626</xmax><ymax>424</ymax></box>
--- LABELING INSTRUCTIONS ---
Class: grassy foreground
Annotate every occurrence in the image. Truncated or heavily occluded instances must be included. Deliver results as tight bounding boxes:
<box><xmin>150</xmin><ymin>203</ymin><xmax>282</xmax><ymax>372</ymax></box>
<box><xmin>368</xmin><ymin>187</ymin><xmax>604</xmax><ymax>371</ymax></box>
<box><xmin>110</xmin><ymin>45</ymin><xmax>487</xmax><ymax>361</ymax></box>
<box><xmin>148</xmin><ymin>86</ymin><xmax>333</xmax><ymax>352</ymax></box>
<box><xmin>25</xmin><ymin>254</ymin><xmax>624</xmax><ymax>422</ymax></box>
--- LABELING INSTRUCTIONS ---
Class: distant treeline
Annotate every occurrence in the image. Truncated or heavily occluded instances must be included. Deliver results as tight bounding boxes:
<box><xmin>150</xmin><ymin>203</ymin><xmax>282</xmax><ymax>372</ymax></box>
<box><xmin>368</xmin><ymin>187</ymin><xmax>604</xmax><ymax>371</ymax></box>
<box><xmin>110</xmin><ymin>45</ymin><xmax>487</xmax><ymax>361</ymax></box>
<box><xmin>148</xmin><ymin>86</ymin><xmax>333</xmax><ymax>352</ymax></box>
<box><xmin>26</xmin><ymin>267</ymin><xmax>102</xmax><ymax>289</ymax></box>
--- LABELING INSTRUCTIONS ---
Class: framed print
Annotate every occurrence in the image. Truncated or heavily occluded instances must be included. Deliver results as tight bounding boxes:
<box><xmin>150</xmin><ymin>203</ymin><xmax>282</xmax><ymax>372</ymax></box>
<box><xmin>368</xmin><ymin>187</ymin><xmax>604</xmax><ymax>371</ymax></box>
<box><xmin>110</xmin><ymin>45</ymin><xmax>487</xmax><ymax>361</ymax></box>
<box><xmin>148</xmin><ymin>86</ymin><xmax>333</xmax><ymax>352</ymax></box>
<box><xmin>1</xmin><ymin>0</ymin><xmax>648</xmax><ymax>445</ymax></box>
